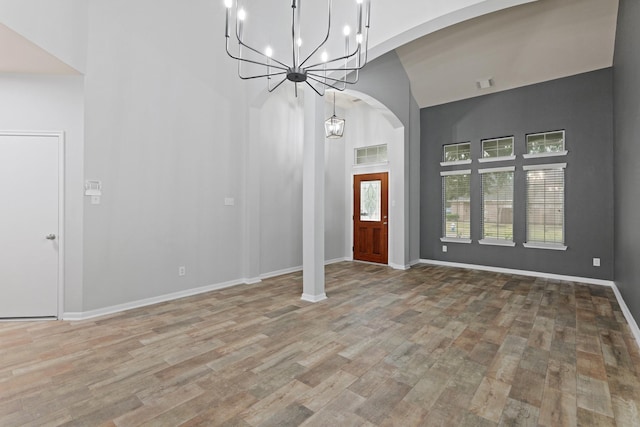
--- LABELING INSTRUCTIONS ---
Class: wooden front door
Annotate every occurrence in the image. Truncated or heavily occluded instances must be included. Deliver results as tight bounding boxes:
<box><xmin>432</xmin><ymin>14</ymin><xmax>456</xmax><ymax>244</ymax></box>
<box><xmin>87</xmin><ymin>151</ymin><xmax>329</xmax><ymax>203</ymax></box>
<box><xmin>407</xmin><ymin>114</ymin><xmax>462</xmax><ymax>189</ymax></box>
<box><xmin>354</xmin><ymin>173</ymin><xmax>388</xmax><ymax>264</ymax></box>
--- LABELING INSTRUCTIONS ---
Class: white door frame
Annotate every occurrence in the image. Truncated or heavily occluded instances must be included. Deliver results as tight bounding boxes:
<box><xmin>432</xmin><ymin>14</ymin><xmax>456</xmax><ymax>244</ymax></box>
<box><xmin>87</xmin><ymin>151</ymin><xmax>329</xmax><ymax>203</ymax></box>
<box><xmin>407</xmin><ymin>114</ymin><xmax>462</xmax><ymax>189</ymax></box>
<box><xmin>0</xmin><ymin>131</ymin><xmax>65</xmax><ymax>319</ymax></box>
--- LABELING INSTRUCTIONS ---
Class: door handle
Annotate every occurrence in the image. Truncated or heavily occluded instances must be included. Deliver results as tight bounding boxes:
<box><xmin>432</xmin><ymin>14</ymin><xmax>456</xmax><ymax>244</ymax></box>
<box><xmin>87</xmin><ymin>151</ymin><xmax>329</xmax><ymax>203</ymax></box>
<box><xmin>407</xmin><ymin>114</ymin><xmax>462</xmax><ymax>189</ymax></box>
<box><xmin>383</xmin><ymin>222</ymin><xmax>388</xmax><ymax>225</ymax></box>
<box><xmin>46</xmin><ymin>234</ymin><xmax>56</xmax><ymax>240</ymax></box>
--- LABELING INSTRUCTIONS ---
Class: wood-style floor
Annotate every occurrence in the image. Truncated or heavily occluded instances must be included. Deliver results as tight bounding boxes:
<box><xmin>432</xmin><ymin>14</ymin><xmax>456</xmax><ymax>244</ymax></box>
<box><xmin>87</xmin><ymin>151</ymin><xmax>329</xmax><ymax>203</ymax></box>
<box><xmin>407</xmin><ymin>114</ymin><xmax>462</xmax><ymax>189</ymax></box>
<box><xmin>2</xmin><ymin>262</ymin><xmax>640</xmax><ymax>426</ymax></box>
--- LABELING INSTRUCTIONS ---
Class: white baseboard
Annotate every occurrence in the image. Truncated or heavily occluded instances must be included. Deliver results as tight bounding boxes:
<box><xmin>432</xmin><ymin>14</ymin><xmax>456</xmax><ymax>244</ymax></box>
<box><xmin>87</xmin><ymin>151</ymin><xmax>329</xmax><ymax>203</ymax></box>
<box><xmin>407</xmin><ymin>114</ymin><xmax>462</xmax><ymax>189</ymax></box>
<box><xmin>419</xmin><ymin>259</ymin><xmax>614</xmax><ymax>286</ymax></box>
<box><xmin>610</xmin><ymin>283</ymin><xmax>640</xmax><ymax>349</ymax></box>
<box><xmin>389</xmin><ymin>262</ymin><xmax>410</xmax><ymax>271</ymax></box>
<box><xmin>419</xmin><ymin>259</ymin><xmax>640</xmax><ymax>349</ymax></box>
<box><xmin>259</xmin><ymin>266</ymin><xmax>303</xmax><ymax>281</ymax></box>
<box><xmin>63</xmin><ymin>258</ymin><xmax>352</xmax><ymax>321</ymax></box>
<box><xmin>257</xmin><ymin>258</ymin><xmax>349</xmax><ymax>281</ymax></box>
<box><xmin>63</xmin><ymin>278</ymin><xmax>247</xmax><ymax>321</ymax></box>
<box><xmin>301</xmin><ymin>293</ymin><xmax>327</xmax><ymax>303</ymax></box>
<box><xmin>326</xmin><ymin>257</ymin><xmax>350</xmax><ymax>265</ymax></box>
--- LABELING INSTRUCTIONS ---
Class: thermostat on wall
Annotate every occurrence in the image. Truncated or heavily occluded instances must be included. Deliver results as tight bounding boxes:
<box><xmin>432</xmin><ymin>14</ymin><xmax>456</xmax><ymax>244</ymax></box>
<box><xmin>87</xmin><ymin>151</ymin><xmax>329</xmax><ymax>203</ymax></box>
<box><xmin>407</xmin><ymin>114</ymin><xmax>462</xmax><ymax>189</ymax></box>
<box><xmin>84</xmin><ymin>180</ymin><xmax>102</xmax><ymax>196</ymax></box>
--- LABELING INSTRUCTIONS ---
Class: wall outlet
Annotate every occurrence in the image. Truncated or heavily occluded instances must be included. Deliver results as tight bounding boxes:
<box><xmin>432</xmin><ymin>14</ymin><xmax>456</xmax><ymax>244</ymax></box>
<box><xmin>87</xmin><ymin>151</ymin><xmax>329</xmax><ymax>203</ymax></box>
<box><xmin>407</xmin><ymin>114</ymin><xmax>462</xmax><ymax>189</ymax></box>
<box><xmin>442</xmin><ymin>245</ymin><xmax>448</xmax><ymax>253</ymax></box>
<box><xmin>593</xmin><ymin>258</ymin><xmax>601</xmax><ymax>267</ymax></box>
<box><xmin>178</xmin><ymin>266</ymin><xmax>186</xmax><ymax>276</ymax></box>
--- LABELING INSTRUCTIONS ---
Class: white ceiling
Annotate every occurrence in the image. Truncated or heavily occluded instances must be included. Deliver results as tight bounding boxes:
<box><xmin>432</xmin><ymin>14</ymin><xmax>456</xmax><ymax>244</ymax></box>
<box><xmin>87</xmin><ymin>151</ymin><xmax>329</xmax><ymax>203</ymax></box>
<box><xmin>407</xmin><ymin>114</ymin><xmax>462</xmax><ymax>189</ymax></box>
<box><xmin>396</xmin><ymin>0</ymin><xmax>619</xmax><ymax>107</ymax></box>
<box><xmin>0</xmin><ymin>22</ymin><xmax>78</xmax><ymax>74</ymax></box>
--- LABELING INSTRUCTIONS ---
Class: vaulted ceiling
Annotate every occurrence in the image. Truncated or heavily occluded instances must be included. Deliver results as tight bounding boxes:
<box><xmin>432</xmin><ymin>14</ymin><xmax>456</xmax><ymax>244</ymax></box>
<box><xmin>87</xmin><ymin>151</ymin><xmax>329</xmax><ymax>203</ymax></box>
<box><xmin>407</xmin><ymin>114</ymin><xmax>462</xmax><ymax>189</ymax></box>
<box><xmin>0</xmin><ymin>22</ymin><xmax>78</xmax><ymax>74</ymax></box>
<box><xmin>0</xmin><ymin>0</ymin><xmax>619</xmax><ymax>108</ymax></box>
<box><xmin>396</xmin><ymin>0</ymin><xmax>619</xmax><ymax>107</ymax></box>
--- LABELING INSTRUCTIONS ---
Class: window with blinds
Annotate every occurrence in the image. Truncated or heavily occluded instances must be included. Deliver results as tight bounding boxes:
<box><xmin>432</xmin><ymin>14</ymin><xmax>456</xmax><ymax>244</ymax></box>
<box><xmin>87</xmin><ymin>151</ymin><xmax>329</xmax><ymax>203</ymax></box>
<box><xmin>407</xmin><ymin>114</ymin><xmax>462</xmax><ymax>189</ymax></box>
<box><xmin>441</xmin><ymin>170</ymin><xmax>471</xmax><ymax>242</ymax></box>
<box><xmin>524</xmin><ymin>163</ymin><xmax>567</xmax><ymax>250</ymax></box>
<box><xmin>480</xmin><ymin>167</ymin><xmax>515</xmax><ymax>245</ymax></box>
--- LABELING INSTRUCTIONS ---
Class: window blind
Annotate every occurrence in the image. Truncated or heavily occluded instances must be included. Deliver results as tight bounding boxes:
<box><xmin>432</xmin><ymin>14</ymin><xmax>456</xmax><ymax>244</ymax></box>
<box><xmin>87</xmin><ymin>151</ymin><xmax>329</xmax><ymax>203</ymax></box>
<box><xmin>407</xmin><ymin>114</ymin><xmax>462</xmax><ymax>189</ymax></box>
<box><xmin>525</xmin><ymin>165</ymin><xmax>565</xmax><ymax>245</ymax></box>
<box><xmin>480</xmin><ymin>168</ymin><xmax>514</xmax><ymax>242</ymax></box>
<box><xmin>441</xmin><ymin>170</ymin><xmax>471</xmax><ymax>240</ymax></box>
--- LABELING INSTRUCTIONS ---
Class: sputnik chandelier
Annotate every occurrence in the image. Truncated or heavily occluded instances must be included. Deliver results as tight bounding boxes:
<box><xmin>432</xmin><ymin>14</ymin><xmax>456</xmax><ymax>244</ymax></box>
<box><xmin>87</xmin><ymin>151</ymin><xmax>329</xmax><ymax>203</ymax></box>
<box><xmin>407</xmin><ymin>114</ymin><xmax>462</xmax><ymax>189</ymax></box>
<box><xmin>224</xmin><ymin>0</ymin><xmax>371</xmax><ymax>96</ymax></box>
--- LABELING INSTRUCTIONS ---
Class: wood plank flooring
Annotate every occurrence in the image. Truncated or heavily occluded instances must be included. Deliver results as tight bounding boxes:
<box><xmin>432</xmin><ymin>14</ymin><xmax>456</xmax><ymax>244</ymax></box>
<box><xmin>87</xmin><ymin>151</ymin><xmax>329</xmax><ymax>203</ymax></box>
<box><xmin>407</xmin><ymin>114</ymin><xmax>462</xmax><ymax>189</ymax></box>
<box><xmin>2</xmin><ymin>262</ymin><xmax>640</xmax><ymax>426</ymax></box>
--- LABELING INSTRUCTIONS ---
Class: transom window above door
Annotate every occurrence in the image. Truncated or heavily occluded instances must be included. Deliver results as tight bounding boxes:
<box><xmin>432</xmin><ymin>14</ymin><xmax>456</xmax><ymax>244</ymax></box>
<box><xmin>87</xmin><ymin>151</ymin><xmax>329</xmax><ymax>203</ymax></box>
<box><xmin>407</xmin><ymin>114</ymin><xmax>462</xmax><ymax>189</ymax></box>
<box><xmin>355</xmin><ymin>144</ymin><xmax>388</xmax><ymax>165</ymax></box>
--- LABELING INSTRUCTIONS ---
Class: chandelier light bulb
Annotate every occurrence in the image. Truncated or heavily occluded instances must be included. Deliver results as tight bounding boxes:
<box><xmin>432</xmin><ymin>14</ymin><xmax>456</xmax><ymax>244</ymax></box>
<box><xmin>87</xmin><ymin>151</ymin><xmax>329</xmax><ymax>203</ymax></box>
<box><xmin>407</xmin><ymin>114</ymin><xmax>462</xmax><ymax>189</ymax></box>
<box><xmin>237</xmin><ymin>8</ymin><xmax>246</xmax><ymax>21</ymax></box>
<box><xmin>356</xmin><ymin>33</ymin><xmax>363</xmax><ymax>44</ymax></box>
<box><xmin>265</xmin><ymin>46</ymin><xmax>273</xmax><ymax>57</ymax></box>
<box><xmin>224</xmin><ymin>0</ymin><xmax>232</xmax><ymax>8</ymax></box>
<box><xmin>321</xmin><ymin>51</ymin><xmax>329</xmax><ymax>62</ymax></box>
<box><xmin>343</xmin><ymin>25</ymin><xmax>351</xmax><ymax>36</ymax></box>
<box><xmin>356</xmin><ymin>0</ymin><xmax>363</xmax><ymax>3</ymax></box>
<box><xmin>297</xmin><ymin>38</ymin><xmax>303</xmax><ymax>47</ymax></box>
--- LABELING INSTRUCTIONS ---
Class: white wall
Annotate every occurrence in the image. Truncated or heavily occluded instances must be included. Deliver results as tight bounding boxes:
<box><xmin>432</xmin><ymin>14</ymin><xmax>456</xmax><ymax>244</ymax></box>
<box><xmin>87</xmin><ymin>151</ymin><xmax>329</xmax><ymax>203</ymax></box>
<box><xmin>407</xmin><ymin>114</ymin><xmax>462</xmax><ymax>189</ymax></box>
<box><xmin>325</xmin><ymin>104</ymin><xmax>347</xmax><ymax>262</ymax></box>
<box><xmin>0</xmin><ymin>74</ymin><xmax>85</xmax><ymax>312</ymax></box>
<box><xmin>82</xmin><ymin>0</ymin><xmax>248</xmax><ymax>310</ymax></box>
<box><xmin>258</xmin><ymin>90</ymin><xmax>304</xmax><ymax>275</ymax></box>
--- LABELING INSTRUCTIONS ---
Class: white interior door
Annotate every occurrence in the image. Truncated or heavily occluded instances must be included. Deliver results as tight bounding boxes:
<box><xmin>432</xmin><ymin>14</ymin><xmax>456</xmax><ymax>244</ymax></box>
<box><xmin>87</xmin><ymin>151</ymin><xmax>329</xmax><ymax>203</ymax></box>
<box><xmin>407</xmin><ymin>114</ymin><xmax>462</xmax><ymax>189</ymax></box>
<box><xmin>0</xmin><ymin>133</ymin><xmax>60</xmax><ymax>318</ymax></box>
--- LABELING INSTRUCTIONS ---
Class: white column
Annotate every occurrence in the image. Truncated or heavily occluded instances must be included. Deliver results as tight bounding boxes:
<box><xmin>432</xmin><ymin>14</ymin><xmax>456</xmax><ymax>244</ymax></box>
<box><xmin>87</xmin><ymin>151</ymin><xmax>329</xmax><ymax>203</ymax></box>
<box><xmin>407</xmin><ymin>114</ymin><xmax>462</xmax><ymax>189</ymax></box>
<box><xmin>301</xmin><ymin>86</ymin><xmax>327</xmax><ymax>302</ymax></box>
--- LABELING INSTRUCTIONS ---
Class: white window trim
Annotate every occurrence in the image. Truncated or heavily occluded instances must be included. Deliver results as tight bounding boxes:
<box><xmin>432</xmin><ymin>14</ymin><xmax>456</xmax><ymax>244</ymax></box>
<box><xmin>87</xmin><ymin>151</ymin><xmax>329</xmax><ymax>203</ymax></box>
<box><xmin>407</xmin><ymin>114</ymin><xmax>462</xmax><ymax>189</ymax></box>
<box><xmin>479</xmin><ymin>166</ymin><xmax>515</xmax><ymax>174</ymax></box>
<box><xmin>440</xmin><ymin>169</ymin><xmax>471</xmax><ymax>177</ymax></box>
<box><xmin>354</xmin><ymin>161</ymin><xmax>389</xmax><ymax>168</ymax></box>
<box><xmin>440</xmin><ymin>159</ymin><xmax>472</xmax><ymax>167</ymax></box>
<box><xmin>523</xmin><ymin>163</ymin><xmax>566</xmax><ymax>171</ymax></box>
<box><xmin>478</xmin><ymin>155</ymin><xmax>516</xmax><ymax>163</ymax></box>
<box><xmin>479</xmin><ymin>238</ymin><xmax>516</xmax><ymax>247</ymax></box>
<box><xmin>523</xmin><ymin>242</ymin><xmax>568</xmax><ymax>251</ymax></box>
<box><xmin>523</xmin><ymin>151</ymin><xmax>568</xmax><ymax>159</ymax></box>
<box><xmin>440</xmin><ymin>237</ymin><xmax>472</xmax><ymax>244</ymax></box>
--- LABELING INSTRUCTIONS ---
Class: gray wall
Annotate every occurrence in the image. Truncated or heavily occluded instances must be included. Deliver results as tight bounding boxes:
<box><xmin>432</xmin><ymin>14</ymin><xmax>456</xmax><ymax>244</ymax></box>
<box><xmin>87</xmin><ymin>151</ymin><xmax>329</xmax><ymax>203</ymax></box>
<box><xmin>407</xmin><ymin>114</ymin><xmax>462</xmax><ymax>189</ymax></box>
<box><xmin>421</xmin><ymin>69</ymin><xmax>614</xmax><ymax>280</ymax></box>
<box><xmin>613</xmin><ymin>0</ymin><xmax>640</xmax><ymax>322</ymax></box>
<box><xmin>352</xmin><ymin>51</ymin><xmax>422</xmax><ymax>266</ymax></box>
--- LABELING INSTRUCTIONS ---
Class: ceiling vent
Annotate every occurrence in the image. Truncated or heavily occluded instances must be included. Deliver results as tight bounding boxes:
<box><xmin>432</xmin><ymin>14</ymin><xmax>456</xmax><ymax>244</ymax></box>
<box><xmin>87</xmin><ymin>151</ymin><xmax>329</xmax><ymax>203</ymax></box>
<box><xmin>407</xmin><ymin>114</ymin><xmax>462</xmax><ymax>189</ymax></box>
<box><xmin>476</xmin><ymin>78</ymin><xmax>494</xmax><ymax>89</ymax></box>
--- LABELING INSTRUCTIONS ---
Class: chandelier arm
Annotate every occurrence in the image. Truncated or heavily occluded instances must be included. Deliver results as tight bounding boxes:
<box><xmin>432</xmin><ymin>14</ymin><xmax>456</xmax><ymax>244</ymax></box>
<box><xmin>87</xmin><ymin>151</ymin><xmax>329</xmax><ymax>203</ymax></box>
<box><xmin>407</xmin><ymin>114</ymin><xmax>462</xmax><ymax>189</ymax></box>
<box><xmin>234</xmin><ymin>37</ymin><xmax>290</xmax><ymax>70</ymax></box>
<box><xmin>304</xmin><ymin>43</ymin><xmax>362</xmax><ymax>70</ymax></box>
<box><xmin>238</xmin><ymin>71</ymin><xmax>288</xmax><ymax>81</ymax></box>
<box><xmin>229</xmin><ymin>1</ymin><xmax>291</xmax><ymax>71</ymax></box>
<box><xmin>360</xmin><ymin>27</ymin><xmax>370</xmax><ymax>66</ymax></box>
<box><xmin>299</xmin><ymin>0</ymin><xmax>332</xmax><ymax>68</ymax></box>
<box><xmin>291</xmin><ymin>1</ymin><xmax>296</xmax><ymax>67</ymax></box>
<box><xmin>226</xmin><ymin>40</ymin><xmax>289</xmax><ymax>71</ymax></box>
<box><xmin>268</xmin><ymin>76</ymin><xmax>288</xmax><ymax>92</ymax></box>
<box><xmin>304</xmin><ymin>80</ymin><xmax>325</xmax><ymax>96</ymax></box>
<box><xmin>306</xmin><ymin>75</ymin><xmax>346</xmax><ymax>92</ymax></box>
<box><xmin>307</xmin><ymin>71</ymin><xmax>357</xmax><ymax>85</ymax></box>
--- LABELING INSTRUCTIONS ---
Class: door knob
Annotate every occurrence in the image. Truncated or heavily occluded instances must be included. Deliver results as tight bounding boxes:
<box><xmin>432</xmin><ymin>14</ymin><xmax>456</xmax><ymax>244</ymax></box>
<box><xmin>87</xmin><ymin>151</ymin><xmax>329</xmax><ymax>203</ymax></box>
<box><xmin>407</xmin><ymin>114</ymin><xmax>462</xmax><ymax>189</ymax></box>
<box><xmin>46</xmin><ymin>234</ymin><xmax>56</xmax><ymax>240</ymax></box>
